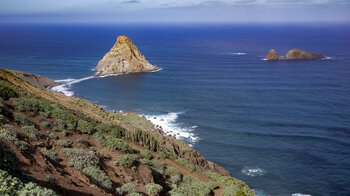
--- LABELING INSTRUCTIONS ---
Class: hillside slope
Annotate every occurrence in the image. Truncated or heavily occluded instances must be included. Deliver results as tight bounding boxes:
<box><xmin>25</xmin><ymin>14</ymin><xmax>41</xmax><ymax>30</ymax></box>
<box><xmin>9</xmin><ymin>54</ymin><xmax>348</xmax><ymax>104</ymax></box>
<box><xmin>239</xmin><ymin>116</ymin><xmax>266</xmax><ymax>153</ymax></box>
<box><xmin>0</xmin><ymin>69</ymin><xmax>255</xmax><ymax>196</ymax></box>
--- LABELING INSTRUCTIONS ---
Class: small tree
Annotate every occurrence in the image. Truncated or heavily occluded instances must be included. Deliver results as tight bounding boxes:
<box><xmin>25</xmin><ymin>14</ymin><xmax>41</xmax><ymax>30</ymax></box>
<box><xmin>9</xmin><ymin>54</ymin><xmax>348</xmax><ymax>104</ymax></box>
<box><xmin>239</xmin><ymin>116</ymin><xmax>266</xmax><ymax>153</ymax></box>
<box><xmin>145</xmin><ymin>183</ymin><xmax>163</xmax><ymax>196</ymax></box>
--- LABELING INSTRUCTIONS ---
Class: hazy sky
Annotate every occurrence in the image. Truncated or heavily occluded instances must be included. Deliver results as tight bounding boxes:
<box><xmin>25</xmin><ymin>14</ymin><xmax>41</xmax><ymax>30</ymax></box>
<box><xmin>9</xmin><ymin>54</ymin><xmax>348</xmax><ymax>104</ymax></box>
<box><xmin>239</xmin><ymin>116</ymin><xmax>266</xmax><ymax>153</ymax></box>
<box><xmin>0</xmin><ymin>0</ymin><xmax>349</xmax><ymax>23</ymax></box>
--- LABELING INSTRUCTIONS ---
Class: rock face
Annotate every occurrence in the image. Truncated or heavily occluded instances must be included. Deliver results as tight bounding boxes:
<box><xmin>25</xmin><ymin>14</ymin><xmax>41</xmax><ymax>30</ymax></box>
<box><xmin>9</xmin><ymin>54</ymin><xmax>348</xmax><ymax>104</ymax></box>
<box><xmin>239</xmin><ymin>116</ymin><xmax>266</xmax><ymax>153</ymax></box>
<box><xmin>265</xmin><ymin>48</ymin><xmax>325</xmax><ymax>61</ymax></box>
<box><xmin>284</xmin><ymin>48</ymin><xmax>325</xmax><ymax>60</ymax></box>
<box><xmin>94</xmin><ymin>36</ymin><xmax>159</xmax><ymax>76</ymax></box>
<box><xmin>265</xmin><ymin>49</ymin><xmax>281</xmax><ymax>60</ymax></box>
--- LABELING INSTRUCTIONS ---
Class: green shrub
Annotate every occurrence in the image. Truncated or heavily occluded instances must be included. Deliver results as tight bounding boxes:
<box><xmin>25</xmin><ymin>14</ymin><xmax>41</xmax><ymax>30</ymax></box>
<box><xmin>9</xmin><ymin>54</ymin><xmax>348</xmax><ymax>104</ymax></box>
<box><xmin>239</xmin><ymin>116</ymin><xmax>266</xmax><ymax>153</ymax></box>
<box><xmin>42</xmin><ymin>148</ymin><xmax>61</xmax><ymax>162</ymax></box>
<box><xmin>0</xmin><ymin>85</ymin><xmax>18</xmax><ymax>100</ymax></box>
<box><xmin>62</xmin><ymin>149</ymin><xmax>100</xmax><ymax>171</ymax></box>
<box><xmin>222</xmin><ymin>186</ymin><xmax>238</xmax><ymax>196</ymax></box>
<box><xmin>169</xmin><ymin>176</ymin><xmax>211</xmax><ymax>196</ymax></box>
<box><xmin>110</xmin><ymin>126</ymin><xmax>127</xmax><ymax>138</ymax></box>
<box><xmin>105</xmin><ymin>136</ymin><xmax>131</xmax><ymax>153</ymax></box>
<box><xmin>13</xmin><ymin>113</ymin><xmax>32</xmax><ymax>126</ymax></box>
<box><xmin>95</xmin><ymin>123</ymin><xmax>114</xmax><ymax>133</ymax></box>
<box><xmin>151</xmin><ymin>161</ymin><xmax>165</xmax><ymax>175</ymax></box>
<box><xmin>41</xmin><ymin>121</ymin><xmax>51</xmax><ymax>128</ymax></box>
<box><xmin>145</xmin><ymin>183</ymin><xmax>163</xmax><ymax>196</ymax></box>
<box><xmin>121</xmin><ymin>182</ymin><xmax>136</xmax><ymax>194</ymax></box>
<box><xmin>21</xmin><ymin>125</ymin><xmax>39</xmax><ymax>141</ymax></box>
<box><xmin>119</xmin><ymin>154</ymin><xmax>139</xmax><ymax>168</ymax></box>
<box><xmin>207</xmin><ymin>181</ymin><xmax>219</xmax><ymax>191</ymax></box>
<box><xmin>92</xmin><ymin>132</ymin><xmax>106</xmax><ymax>146</ymax></box>
<box><xmin>166</xmin><ymin>166</ymin><xmax>181</xmax><ymax>177</ymax></box>
<box><xmin>49</xmin><ymin>133</ymin><xmax>57</xmax><ymax>139</ymax></box>
<box><xmin>139</xmin><ymin>158</ymin><xmax>152</xmax><ymax>166</ymax></box>
<box><xmin>0</xmin><ymin>126</ymin><xmax>27</xmax><ymax>150</ymax></box>
<box><xmin>0</xmin><ymin>169</ymin><xmax>23</xmax><ymax>195</ymax></box>
<box><xmin>19</xmin><ymin>182</ymin><xmax>58</xmax><ymax>196</ymax></box>
<box><xmin>202</xmin><ymin>171</ymin><xmax>255</xmax><ymax>196</ymax></box>
<box><xmin>57</xmin><ymin>140</ymin><xmax>72</xmax><ymax>147</ymax></box>
<box><xmin>175</xmin><ymin>158</ymin><xmax>196</xmax><ymax>172</ymax></box>
<box><xmin>54</xmin><ymin>119</ymin><xmax>66</xmax><ymax>130</ymax></box>
<box><xmin>82</xmin><ymin>166</ymin><xmax>113</xmax><ymax>192</ymax></box>
<box><xmin>61</xmin><ymin>130</ymin><xmax>67</xmax><ymax>137</ymax></box>
<box><xmin>77</xmin><ymin>120</ymin><xmax>94</xmax><ymax>134</ymax></box>
<box><xmin>171</xmin><ymin>175</ymin><xmax>181</xmax><ymax>185</ymax></box>
<box><xmin>140</xmin><ymin>150</ymin><xmax>152</xmax><ymax>160</ymax></box>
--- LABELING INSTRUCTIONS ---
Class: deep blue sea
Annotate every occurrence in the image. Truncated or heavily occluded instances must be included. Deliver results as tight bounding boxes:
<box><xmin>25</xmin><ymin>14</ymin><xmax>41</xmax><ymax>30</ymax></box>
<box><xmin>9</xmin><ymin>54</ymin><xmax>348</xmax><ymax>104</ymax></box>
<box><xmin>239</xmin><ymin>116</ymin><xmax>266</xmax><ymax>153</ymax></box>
<box><xmin>0</xmin><ymin>23</ymin><xmax>349</xmax><ymax>196</ymax></box>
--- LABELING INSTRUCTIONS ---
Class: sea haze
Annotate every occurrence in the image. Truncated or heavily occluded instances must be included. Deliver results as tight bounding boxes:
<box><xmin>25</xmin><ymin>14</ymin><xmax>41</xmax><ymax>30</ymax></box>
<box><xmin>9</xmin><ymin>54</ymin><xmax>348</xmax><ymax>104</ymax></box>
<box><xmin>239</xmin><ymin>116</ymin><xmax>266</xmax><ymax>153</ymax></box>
<box><xmin>0</xmin><ymin>23</ymin><xmax>349</xmax><ymax>196</ymax></box>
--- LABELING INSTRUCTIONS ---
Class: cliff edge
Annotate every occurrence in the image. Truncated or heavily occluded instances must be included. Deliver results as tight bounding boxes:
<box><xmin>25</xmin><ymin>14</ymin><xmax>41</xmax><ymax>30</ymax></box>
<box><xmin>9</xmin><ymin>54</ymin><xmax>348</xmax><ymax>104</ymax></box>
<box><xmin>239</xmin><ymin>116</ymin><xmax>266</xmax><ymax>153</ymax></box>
<box><xmin>94</xmin><ymin>36</ymin><xmax>159</xmax><ymax>76</ymax></box>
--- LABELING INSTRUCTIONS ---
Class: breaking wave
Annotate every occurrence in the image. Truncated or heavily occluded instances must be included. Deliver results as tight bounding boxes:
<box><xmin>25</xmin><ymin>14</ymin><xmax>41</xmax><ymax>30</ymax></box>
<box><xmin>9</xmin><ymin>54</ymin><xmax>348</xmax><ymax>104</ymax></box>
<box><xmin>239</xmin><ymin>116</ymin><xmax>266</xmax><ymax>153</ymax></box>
<box><xmin>241</xmin><ymin>167</ymin><xmax>266</xmax><ymax>177</ymax></box>
<box><xmin>145</xmin><ymin>112</ymin><xmax>199</xmax><ymax>147</ymax></box>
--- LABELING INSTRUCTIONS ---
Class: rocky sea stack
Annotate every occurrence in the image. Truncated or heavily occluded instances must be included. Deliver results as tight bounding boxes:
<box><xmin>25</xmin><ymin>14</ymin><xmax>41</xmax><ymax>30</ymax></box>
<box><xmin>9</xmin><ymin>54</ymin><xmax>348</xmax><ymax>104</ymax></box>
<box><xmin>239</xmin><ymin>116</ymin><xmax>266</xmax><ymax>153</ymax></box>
<box><xmin>265</xmin><ymin>48</ymin><xmax>325</xmax><ymax>61</ymax></box>
<box><xmin>94</xmin><ymin>36</ymin><xmax>159</xmax><ymax>76</ymax></box>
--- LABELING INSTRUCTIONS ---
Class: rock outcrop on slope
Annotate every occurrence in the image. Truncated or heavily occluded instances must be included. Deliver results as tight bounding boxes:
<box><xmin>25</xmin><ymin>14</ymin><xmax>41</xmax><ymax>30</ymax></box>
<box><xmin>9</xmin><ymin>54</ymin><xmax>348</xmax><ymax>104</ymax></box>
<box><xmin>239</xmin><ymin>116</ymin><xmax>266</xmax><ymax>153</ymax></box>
<box><xmin>7</xmin><ymin>70</ymin><xmax>56</xmax><ymax>88</ymax></box>
<box><xmin>94</xmin><ymin>36</ymin><xmax>159</xmax><ymax>76</ymax></box>
<box><xmin>265</xmin><ymin>48</ymin><xmax>325</xmax><ymax>61</ymax></box>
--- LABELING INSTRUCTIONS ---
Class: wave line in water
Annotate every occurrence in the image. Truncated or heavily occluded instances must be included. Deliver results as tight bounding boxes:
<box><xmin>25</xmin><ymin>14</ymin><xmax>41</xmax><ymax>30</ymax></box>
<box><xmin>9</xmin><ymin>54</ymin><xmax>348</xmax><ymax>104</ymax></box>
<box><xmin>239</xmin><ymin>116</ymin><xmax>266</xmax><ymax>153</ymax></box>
<box><xmin>145</xmin><ymin>112</ymin><xmax>199</xmax><ymax>147</ymax></box>
<box><xmin>241</xmin><ymin>167</ymin><xmax>266</xmax><ymax>177</ymax></box>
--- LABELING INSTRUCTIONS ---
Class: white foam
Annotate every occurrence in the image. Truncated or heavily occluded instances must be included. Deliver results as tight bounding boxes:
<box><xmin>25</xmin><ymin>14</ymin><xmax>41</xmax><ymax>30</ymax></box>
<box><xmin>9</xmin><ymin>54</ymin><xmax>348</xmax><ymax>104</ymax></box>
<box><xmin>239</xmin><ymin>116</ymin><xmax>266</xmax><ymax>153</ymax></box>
<box><xmin>232</xmin><ymin>52</ymin><xmax>246</xmax><ymax>55</ymax></box>
<box><xmin>241</xmin><ymin>167</ymin><xmax>266</xmax><ymax>177</ymax></box>
<box><xmin>150</xmin><ymin>68</ymin><xmax>163</xmax><ymax>73</ymax></box>
<box><xmin>52</xmin><ymin>75</ymin><xmax>96</xmax><ymax>96</ymax></box>
<box><xmin>291</xmin><ymin>194</ymin><xmax>312</xmax><ymax>196</ymax></box>
<box><xmin>145</xmin><ymin>112</ymin><xmax>199</xmax><ymax>146</ymax></box>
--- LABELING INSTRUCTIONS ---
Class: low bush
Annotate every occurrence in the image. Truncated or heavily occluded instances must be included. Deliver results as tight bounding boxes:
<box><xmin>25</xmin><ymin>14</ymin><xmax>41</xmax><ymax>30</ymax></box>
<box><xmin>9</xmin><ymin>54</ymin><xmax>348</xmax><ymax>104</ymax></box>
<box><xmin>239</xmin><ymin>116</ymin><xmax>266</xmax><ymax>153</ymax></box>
<box><xmin>82</xmin><ymin>166</ymin><xmax>113</xmax><ymax>192</ymax></box>
<box><xmin>0</xmin><ymin>169</ymin><xmax>58</xmax><ymax>196</ymax></box>
<box><xmin>207</xmin><ymin>181</ymin><xmax>219</xmax><ymax>191</ymax></box>
<box><xmin>175</xmin><ymin>158</ymin><xmax>196</xmax><ymax>172</ymax></box>
<box><xmin>49</xmin><ymin>133</ymin><xmax>58</xmax><ymax>139</ymax></box>
<box><xmin>62</xmin><ymin>149</ymin><xmax>100</xmax><ymax>171</ymax></box>
<box><xmin>0</xmin><ymin>85</ymin><xmax>18</xmax><ymax>100</ymax></box>
<box><xmin>169</xmin><ymin>176</ymin><xmax>212</xmax><ymax>196</ymax></box>
<box><xmin>166</xmin><ymin>166</ymin><xmax>181</xmax><ymax>178</ymax></box>
<box><xmin>105</xmin><ymin>136</ymin><xmax>131</xmax><ymax>153</ymax></box>
<box><xmin>92</xmin><ymin>132</ymin><xmax>106</xmax><ymax>146</ymax></box>
<box><xmin>21</xmin><ymin>125</ymin><xmax>39</xmax><ymax>141</ymax></box>
<box><xmin>171</xmin><ymin>175</ymin><xmax>181</xmax><ymax>185</ymax></box>
<box><xmin>57</xmin><ymin>140</ymin><xmax>72</xmax><ymax>147</ymax></box>
<box><xmin>121</xmin><ymin>182</ymin><xmax>136</xmax><ymax>194</ymax></box>
<box><xmin>139</xmin><ymin>158</ymin><xmax>152</xmax><ymax>166</ymax></box>
<box><xmin>42</xmin><ymin>148</ymin><xmax>61</xmax><ymax>162</ymax></box>
<box><xmin>14</xmin><ymin>113</ymin><xmax>32</xmax><ymax>126</ymax></box>
<box><xmin>202</xmin><ymin>171</ymin><xmax>255</xmax><ymax>196</ymax></box>
<box><xmin>77</xmin><ymin>120</ymin><xmax>94</xmax><ymax>135</ymax></box>
<box><xmin>19</xmin><ymin>182</ymin><xmax>58</xmax><ymax>196</ymax></box>
<box><xmin>145</xmin><ymin>183</ymin><xmax>163</xmax><ymax>196</ymax></box>
<box><xmin>140</xmin><ymin>150</ymin><xmax>152</xmax><ymax>160</ymax></box>
<box><xmin>41</xmin><ymin>121</ymin><xmax>51</xmax><ymax>128</ymax></box>
<box><xmin>119</xmin><ymin>154</ymin><xmax>139</xmax><ymax>168</ymax></box>
<box><xmin>0</xmin><ymin>126</ymin><xmax>27</xmax><ymax>150</ymax></box>
<box><xmin>151</xmin><ymin>161</ymin><xmax>165</xmax><ymax>175</ymax></box>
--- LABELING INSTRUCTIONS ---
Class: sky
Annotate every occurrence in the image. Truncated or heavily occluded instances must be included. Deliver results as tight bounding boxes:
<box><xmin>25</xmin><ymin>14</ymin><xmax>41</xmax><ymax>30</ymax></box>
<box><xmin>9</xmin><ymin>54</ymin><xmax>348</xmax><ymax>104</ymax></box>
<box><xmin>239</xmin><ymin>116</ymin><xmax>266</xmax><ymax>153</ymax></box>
<box><xmin>0</xmin><ymin>0</ymin><xmax>349</xmax><ymax>23</ymax></box>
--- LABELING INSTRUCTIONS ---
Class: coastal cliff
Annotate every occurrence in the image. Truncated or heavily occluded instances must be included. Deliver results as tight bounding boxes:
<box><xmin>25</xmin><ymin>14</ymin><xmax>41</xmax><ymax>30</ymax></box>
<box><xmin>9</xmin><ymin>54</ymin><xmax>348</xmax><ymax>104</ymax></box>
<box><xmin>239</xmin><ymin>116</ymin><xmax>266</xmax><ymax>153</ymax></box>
<box><xmin>94</xmin><ymin>36</ymin><xmax>159</xmax><ymax>76</ymax></box>
<box><xmin>265</xmin><ymin>48</ymin><xmax>325</xmax><ymax>61</ymax></box>
<box><xmin>0</xmin><ymin>69</ymin><xmax>255</xmax><ymax>196</ymax></box>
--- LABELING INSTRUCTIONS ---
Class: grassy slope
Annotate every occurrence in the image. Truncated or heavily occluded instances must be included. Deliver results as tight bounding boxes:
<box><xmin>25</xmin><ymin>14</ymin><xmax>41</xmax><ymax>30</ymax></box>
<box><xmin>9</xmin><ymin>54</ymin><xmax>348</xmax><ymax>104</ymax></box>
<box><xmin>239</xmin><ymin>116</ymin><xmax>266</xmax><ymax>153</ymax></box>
<box><xmin>0</xmin><ymin>69</ymin><xmax>255</xmax><ymax>196</ymax></box>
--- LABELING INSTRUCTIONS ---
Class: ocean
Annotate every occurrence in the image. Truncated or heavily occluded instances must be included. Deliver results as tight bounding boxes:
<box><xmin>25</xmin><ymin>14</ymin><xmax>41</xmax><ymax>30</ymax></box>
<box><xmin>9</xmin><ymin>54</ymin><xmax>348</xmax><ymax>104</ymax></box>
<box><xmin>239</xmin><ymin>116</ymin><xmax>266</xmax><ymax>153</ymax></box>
<box><xmin>0</xmin><ymin>23</ymin><xmax>349</xmax><ymax>196</ymax></box>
